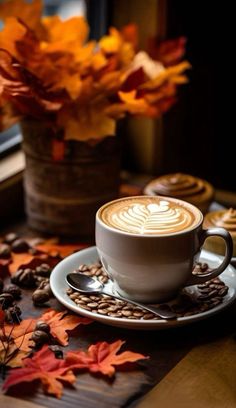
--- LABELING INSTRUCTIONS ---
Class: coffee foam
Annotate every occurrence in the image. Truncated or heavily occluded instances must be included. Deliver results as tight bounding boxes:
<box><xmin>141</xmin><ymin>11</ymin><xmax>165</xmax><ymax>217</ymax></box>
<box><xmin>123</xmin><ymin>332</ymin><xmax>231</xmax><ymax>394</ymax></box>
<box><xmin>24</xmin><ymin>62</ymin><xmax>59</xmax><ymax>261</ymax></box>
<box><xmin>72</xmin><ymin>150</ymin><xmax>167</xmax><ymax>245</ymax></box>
<box><xmin>99</xmin><ymin>197</ymin><xmax>201</xmax><ymax>235</ymax></box>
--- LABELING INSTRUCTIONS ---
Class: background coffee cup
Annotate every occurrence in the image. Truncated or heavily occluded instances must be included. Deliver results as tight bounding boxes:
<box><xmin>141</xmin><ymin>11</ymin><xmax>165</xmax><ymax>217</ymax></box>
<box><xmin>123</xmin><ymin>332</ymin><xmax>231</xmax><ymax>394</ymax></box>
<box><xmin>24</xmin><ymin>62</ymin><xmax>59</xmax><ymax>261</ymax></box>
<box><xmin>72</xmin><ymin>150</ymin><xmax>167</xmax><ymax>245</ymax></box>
<box><xmin>95</xmin><ymin>196</ymin><xmax>233</xmax><ymax>303</ymax></box>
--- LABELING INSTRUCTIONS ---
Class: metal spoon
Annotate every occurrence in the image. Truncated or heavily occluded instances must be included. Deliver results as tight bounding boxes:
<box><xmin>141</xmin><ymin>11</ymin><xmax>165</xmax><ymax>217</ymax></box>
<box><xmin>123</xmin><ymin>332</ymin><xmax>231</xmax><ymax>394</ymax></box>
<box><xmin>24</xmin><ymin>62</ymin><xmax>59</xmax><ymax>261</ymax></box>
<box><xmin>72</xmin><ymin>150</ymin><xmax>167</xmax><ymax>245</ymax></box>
<box><xmin>66</xmin><ymin>273</ymin><xmax>176</xmax><ymax>320</ymax></box>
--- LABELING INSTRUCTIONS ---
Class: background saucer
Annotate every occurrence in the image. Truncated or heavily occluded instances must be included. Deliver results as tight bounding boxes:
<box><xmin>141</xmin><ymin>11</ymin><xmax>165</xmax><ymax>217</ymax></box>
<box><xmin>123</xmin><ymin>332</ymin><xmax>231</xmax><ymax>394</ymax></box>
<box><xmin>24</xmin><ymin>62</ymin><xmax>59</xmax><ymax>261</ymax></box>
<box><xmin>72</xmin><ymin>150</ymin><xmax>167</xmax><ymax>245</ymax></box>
<box><xmin>50</xmin><ymin>247</ymin><xmax>236</xmax><ymax>330</ymax></box>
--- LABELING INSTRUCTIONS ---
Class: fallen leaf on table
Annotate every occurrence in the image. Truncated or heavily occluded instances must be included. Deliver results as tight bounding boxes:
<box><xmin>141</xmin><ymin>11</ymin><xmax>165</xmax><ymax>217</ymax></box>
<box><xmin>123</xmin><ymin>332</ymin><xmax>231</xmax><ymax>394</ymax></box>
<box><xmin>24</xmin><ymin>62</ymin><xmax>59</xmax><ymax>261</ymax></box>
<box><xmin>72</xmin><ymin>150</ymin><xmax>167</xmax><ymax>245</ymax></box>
<box><xmin>3</xmin><ymin>309</ymin><xmax>92</xmax><ymax>363</ymax></box>
<box><xmin>0</xmin><ymin>342</ymin><xmax>29</xmax><ymax>368</ymax></box>
<box><xmin>8</xmin><ymin>251</ymin><xmax>60</xmax><ymax>276</ymax></box>
<box><xmin>2</xmin><ymin>345</ymin><xmax>76</xmax><ymax>398</ymax></box>
<box><xmin>3</xmin><ymin>318</ymin><xmax>37</xmax><ymax>353</ymax></box>
<box><xmin>2</xmin><ymin>342</ymin><xmax>148</xmax><ymax>397</ymax></box>
<box><xmin>41</xmin><ymin>309</ymin><xmax>92</xmax><ymax>346</ymax></box>
<box><xmin>35</xmin><ymin>243</ymin><xmax>88</xmax><ymax>258</ymax></box>
<box><xmin>8</xmin><ymin>253</ymin><xmax>35</xmax><ymax>275</ymax></box>
<box><xmin>66</xmin><ymin>340</ymin><xmax>148</xmax><ymax>377</ymax></box>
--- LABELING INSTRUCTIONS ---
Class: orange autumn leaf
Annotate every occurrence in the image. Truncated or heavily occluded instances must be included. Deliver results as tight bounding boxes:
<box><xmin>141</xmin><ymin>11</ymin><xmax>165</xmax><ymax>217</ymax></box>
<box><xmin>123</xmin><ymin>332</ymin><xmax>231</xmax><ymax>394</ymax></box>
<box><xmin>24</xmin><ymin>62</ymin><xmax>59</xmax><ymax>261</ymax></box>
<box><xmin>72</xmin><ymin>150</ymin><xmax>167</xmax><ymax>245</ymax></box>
<box><xmin>3</xmin><ymin>345</ymin><xmax>76</xmax><ymax>398</ymax></box>
<box><xmin>118</xmin><ymin>90</ymin><xmax>149</xmax><ymax>114</ymax></box>
<box><xmin>0</xmin><ymin>0</ymin><xmax>189</xmax><ymax>142</ymax></box>
<box><xmin>35</xmin><ymin>242</ymin><xmax>87</xmax><ymax>258</ymax></box>
<box><xmin>8</xmin><ymin>253</ymin><xmax>35</xmax><ymax>275</ymax></box>
<box><xmin>3</xmin><ymin>310</ymin><xmax>92</xmax><ymax>356</ymax></box>
<box><xmin>8</xmin><ymin>251</ymin><xmax>58</xmax><ymax>276</ymax></box>
<box><xmin>0</xmin><ymin>342</ymin><xmax>29</xmax><ymax>368</ymax></box>
<box><xmin>67</xmin><ymin>340</ymin><xmax>148</xmax><ymax>377</ymax></box>
<box><xmin>0</xmin><ymin>17</ymin><xmax>27</xmax><ymax>59</ymax></box>
<box><xmin>0</xmin><ymin>0</ymin><xmax>44</xmax><ymax>35</ymax></box>
<box><xmin>41</xmin><ymin>309</ymin><xmax>92</xmax><ymax>346</ymax></box>
<box><xmin>4</xmin><ymin>318</ymin><xmax>37</xmax><ymax>353</ymax></box>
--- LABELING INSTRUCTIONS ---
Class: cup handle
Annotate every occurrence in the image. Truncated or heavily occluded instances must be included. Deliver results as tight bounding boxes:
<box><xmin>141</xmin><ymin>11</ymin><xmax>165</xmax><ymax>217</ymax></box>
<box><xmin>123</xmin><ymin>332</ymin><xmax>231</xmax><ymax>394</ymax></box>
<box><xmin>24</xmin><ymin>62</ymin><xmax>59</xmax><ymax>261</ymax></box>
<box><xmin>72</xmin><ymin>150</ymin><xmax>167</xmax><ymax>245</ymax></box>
<box><xmin>185</xmin><ymin>228</ymin><xmax>233</xmax><ymax>286</ymax></box>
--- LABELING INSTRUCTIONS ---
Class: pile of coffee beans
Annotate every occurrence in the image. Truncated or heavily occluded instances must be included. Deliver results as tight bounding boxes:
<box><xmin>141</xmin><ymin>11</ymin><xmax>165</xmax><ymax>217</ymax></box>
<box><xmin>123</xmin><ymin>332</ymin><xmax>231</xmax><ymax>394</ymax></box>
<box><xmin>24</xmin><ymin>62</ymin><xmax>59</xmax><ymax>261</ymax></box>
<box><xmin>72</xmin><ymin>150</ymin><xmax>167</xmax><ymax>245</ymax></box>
<box><xmin>67</xmin><ymin>261</ymin><xmax>230</xmax><ymax>320</ymax></box>
<box><xmin>11</xmin><ymin>263</ymin><xmax>53</xmax><ymax>305</ymax></box>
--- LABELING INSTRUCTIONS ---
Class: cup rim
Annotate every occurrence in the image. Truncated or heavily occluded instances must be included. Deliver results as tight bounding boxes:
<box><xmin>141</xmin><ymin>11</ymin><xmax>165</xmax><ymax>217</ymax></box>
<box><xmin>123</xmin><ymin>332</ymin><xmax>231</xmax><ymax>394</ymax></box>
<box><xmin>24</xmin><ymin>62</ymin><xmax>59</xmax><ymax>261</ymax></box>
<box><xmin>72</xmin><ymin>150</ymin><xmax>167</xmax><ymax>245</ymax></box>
<box><xmin>96</xmin><ymin>195</ymin><xmax>203</xmax><ymax>238</ymax></box>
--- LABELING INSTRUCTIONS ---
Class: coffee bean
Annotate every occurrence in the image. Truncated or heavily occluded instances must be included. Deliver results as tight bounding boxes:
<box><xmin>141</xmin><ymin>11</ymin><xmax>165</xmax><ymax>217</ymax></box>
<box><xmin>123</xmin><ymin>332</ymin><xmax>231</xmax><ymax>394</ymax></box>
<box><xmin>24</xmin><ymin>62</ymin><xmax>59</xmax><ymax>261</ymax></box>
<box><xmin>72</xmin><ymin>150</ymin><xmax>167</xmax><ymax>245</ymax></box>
<box><xmin>80</xmin><ymin>304</ymin><xmax>92</xmax><ymax>311</ymax></box>
<box><xmin>218</xmin><ymin>287</ymin><xmax>228</xmax><ymax>296</ymax></box>
<box><xmin>90</xmin><ymin>295</ymin><xmax>100</xmax><ymax>301</ymax></box>
<box><xmin>0</xmin><ymin>293</ymin><xmax>14</xmax><ymax>308</ymax></box>
<box><xmin>0</xmin><ymin>243</ymin><xmax>11</xmax><ymax>258</ymax></box>
<box><xmin>98</xmin><ymin>302</ymin><xmax>110</xmax><ymax>309</ymax></box>
<box><xmin>11</xmin><ymin>239</ymin><xmax>29</xmax><ymax>253</ymax></box>
<box><xmin>81</xmin><ymin>296</ymin><xmax>91</xmax><ymax>302</ymax></box>
<box><xmin>121</xmin><ymin>310</ymin><xmax>132</xmax><ymax>317</ymax></box>
<box><xmin>4</xmin><ymin>284</ymin><xmax>22</xmax><ymax>299</ymax></box>
<box><xmin>78</xmin><ymin>264</ymin><xmax>89</xmax><ymax>272</ymax></box>
<box><xmin>97</xmin><ymin>309</ymin><xmax>109</xmax><ymax>315</ymax></box>
<box><xmin>4</xmin><ymin>232</ymin><xmax>19</xmax><ymax>244</ymax></box>
<box><xmin>143</xmin><ymin>313</ymin><xmax>155</xmax><ymax>320</ymax></box>
<box><xmin>83</xmin><ymin>271</ymin><xmax>93</xmax><ymax>276</ymax></box>
<box><xmin>70</xmin><ymin>293</ymin><xmax>80</xmax><ymax>300</ymax></box>
<box><xmin>133</xmin><ymin>311</ymin><xmax>144</xmax><ymax>317</ymax></box>
<box><xmin>198</xmin><ymin>287</ymin><xmax>211</xmax><ymax>294</ymax></box>
<box><xmin>87</xmin><ymin>302</ymin><xmax>98</xmax><ymax>309</ymax></box>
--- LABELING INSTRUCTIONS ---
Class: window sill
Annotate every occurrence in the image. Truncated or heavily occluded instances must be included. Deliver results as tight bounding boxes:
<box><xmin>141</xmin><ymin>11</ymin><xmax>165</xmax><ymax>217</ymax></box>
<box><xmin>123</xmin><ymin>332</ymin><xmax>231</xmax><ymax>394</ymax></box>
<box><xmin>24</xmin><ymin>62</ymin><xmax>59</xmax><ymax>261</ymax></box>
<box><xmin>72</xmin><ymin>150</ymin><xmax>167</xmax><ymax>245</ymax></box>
<box><xmin>0</xmin><ymin>150</ymin><xmax>25</xmax><ymax>222</ymax></box>
<box><xmin>0</xmin><ymin>150</ymin><xmax>25</xmax><ymax>184</ymax></box>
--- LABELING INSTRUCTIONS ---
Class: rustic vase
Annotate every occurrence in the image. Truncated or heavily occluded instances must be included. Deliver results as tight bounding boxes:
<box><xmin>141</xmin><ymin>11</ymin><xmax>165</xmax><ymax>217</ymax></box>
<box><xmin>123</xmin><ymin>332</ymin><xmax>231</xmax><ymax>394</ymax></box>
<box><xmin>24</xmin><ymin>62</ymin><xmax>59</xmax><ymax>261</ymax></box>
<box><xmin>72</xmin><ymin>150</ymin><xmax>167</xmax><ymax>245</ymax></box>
<box><xmin>20</xmin><ymin>120</ymin><xmax>120</xmax><ymax>238</ymax></box>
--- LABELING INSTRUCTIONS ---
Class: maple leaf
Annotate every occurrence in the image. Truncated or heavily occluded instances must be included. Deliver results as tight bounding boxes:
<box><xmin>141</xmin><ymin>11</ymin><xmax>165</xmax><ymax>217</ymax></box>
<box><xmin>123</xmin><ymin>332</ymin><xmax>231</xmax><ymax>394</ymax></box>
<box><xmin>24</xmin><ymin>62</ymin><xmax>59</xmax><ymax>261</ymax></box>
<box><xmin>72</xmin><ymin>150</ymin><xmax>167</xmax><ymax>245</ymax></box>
<box><xmin>2</xmin><ymin>345</ymin><xmax>76</xmax><ymax>398</ymax></box>
<box><xmin>41</xmin><ymin>309</ymin><xmax>92</xmax><ymax>346</ymax></box>
<box><xmin>0</xmin><ymin>342</ymin><xmax>28</xmax><ymax>368</ymax></box>
<box><xmin>66</xmin><ymin>340</ymin><xmax>148</xmax><ymax>377</ymax></box>
<box><xmin>3</xmin><ymin>318</ymin><xmax>37</xmax><ymax>353</ymax></box>
<box><xmin>3</xmin><ymin>309</ymin><xmax>92</xmax><ymax>356</ymax></box>
<box><xmin>0</xmin><ymin>0</ymin><xmax>45</xmax><ymax>38</ymax></box>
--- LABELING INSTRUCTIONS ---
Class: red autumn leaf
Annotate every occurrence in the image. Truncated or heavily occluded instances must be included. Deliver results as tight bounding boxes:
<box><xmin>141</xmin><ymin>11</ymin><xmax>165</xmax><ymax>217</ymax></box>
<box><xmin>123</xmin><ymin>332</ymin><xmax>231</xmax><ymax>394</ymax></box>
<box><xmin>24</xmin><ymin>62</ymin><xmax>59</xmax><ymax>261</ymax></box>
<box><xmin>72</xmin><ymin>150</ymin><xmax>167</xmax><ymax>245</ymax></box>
<box><xmin>0</xmin><ymin>307</ymin><xmax>5</xmax><ymax>327</ymax></box>
<box><xmin>66</xmin><ymin>340</ymin><xmax>148</xmax><ymax>377</ymax></box>
<box><xmin>148</xmin><ymin>36</ymin><xmax>187</xmax><ymax>66</ymax></box>
<box><xmin>41</xmin><ymin>309</ymin><xmax>92</xmax><ymax>346</ymax></box>
<box><xmin>35</xmin><ymin>243</ymin><xmax>88</xmax><ymax>258</ymax></box>
<box><xmin>2</xmin><ymin>345</ymin><xmax>76</xmax><ymax>398</ymax></box>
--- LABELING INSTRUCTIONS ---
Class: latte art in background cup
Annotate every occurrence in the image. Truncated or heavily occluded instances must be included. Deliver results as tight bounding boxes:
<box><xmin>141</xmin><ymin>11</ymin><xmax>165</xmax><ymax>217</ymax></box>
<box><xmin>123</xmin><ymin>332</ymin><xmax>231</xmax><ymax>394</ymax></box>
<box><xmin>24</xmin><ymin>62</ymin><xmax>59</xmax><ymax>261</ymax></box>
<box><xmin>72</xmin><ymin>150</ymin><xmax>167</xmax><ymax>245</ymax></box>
<box><xmin>100</xmin><ymin>197</ymin><xmax>200</xmax><ymax>235</ymax></box>
<box><xmin>96</xmin><ymin>196</ymin><xmax>233</xmax><ymax>303</ymax></box>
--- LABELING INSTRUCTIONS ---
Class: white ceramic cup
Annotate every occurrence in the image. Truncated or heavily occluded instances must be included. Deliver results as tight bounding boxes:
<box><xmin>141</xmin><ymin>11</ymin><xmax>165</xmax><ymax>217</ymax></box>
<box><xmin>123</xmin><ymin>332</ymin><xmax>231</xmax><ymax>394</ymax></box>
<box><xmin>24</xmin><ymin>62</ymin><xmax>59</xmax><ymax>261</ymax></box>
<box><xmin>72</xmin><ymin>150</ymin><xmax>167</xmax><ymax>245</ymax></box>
<box><xmin>95</xmin><ymin>196</ymin><xmax>233</xmax><ymax>303</ymax></box>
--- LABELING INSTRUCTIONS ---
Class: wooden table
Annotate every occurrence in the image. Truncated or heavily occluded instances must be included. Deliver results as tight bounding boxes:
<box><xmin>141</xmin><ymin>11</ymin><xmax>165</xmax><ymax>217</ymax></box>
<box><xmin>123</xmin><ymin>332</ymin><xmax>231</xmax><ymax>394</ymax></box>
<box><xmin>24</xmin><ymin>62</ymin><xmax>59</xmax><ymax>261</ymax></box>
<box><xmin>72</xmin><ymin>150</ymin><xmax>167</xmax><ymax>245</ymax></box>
<box><xmin>1</xmin><ymin>217</ymin><xmax>236</xmax><ymax>408</ymax></box>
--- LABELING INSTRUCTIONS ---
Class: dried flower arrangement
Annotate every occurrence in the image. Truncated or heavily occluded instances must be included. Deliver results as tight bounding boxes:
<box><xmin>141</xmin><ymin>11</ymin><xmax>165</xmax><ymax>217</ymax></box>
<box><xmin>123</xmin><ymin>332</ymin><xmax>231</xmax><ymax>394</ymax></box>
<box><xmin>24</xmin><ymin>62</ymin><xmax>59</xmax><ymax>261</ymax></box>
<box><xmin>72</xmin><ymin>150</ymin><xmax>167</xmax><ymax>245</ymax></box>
<box><xmin>0</xmin><ymin>0</ymin><xmax>190</xmax><ymax>145</ymax></box>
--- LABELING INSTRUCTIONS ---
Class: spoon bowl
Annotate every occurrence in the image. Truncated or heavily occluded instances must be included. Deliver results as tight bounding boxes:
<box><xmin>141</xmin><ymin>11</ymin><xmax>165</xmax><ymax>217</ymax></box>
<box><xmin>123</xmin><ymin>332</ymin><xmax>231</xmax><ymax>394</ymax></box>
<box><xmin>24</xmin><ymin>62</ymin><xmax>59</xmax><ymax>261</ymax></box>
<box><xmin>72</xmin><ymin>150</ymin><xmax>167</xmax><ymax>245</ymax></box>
<box><xmin>66</xmin><ymin>273</ymin><xmax>177</xmax><ymax>320</ymax></box>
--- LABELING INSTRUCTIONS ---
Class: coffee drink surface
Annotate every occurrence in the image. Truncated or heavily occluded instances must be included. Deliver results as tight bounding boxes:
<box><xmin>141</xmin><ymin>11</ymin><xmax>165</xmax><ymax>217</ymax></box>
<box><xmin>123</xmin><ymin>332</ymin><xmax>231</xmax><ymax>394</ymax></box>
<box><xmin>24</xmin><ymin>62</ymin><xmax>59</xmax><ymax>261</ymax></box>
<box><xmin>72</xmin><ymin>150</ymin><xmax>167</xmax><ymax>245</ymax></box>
<box><xmin>99</xmin><ymin>196</ymin><xmax>201</xmax><ymax>235</ymax></box>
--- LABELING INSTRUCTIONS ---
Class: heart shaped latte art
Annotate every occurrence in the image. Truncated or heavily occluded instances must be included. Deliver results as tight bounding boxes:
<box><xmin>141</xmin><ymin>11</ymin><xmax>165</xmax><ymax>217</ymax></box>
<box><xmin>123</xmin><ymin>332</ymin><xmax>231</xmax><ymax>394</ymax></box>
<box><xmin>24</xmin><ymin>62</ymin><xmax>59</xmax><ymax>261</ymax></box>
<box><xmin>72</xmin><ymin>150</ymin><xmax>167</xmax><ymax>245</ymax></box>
<box><xmin>101</xmin><ymin>198</ymin><xmax>197</xmax><ymax>235</ymax></box>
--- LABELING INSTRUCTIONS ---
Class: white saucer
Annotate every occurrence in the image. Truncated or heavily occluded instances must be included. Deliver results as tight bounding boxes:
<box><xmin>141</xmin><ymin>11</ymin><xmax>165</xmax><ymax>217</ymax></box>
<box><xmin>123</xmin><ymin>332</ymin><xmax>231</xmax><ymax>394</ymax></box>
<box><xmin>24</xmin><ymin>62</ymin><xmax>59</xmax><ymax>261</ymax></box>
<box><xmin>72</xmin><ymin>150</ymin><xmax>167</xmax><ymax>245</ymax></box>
<box><xmin>50</xmin><ymin>247</ymin><xmax>236</xmax><ymax>330</ymax></box>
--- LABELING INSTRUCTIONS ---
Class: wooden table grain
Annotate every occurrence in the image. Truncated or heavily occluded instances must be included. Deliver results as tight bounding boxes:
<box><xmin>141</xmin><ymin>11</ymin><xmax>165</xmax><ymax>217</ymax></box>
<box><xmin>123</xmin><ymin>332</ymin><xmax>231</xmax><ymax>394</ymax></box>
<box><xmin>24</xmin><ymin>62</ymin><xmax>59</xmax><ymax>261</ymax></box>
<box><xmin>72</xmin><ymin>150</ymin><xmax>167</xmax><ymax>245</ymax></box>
<box><xmin>1</xmin><ymin>218</ymin><xmax>236</xmax><ymax>408</ymax></box>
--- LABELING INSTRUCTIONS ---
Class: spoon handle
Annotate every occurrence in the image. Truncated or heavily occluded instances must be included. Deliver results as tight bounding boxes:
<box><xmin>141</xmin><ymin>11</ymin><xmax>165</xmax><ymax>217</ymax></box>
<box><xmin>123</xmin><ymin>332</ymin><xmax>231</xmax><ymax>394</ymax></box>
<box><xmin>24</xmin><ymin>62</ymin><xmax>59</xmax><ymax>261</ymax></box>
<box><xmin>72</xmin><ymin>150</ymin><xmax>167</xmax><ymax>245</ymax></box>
<box><xmin>101</xmin><ymin>289</ymin><xmax>176</xmax><ymax>320</ymax></box>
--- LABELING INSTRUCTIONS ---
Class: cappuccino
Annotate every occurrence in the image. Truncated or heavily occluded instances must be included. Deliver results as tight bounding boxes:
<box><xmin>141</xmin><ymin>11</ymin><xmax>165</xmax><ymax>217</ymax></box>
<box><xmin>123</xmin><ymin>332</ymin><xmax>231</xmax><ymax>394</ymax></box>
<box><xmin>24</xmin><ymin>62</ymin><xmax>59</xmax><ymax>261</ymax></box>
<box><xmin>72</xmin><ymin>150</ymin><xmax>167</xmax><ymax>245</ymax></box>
<box><xmin>98</xmin><ymin>196</ymin><xmax>201</xmax><ymax>235</ymax></box>
<box><xmin>96</xmin><ymin>195</ymin><xmax>233</xmax><ymax>302</ymax></box>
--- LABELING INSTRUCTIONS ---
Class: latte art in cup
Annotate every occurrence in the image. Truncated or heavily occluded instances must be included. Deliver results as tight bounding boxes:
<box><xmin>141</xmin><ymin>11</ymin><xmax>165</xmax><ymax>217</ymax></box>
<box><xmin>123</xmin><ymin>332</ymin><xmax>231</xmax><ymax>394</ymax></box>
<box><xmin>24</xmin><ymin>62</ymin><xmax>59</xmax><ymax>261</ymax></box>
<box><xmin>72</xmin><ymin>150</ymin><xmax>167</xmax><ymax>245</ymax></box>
<box><xmin>99</xmin><ymin>196</ymin><xmax>200</xmax><ymax>235</ymax></box>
